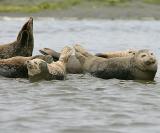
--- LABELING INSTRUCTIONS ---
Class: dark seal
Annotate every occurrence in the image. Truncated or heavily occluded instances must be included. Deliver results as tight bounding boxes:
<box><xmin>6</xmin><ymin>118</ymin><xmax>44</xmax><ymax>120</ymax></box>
<box><xmin>0</xmin><ymin>55</ymin><xmax>53</xmax><ymax>78</ymax></box>
<box><xmin>0</xmin><ymin>17</ymin><xmax>34</xmax><ymax>59</ymax></box>
<box><xmin>74</xmin><ymin>45</ymin><xmax>157</xmax><ymax>81</ymax></box>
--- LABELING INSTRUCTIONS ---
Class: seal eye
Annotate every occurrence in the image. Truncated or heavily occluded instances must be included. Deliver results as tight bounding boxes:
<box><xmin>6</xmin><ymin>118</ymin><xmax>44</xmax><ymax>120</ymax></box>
<box><xmin>141</xmin><ymin>54</ymin><xmax>146</xmax><ymax>58</ymax></box>
<box><xmin>150</xmin><ymin>53</ymin><xmax>153</xmax><ymax>56</ymax></box>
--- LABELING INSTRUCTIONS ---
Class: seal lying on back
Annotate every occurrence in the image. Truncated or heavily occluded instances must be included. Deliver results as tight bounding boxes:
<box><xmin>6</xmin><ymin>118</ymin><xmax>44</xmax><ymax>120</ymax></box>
<box><xmin>0</xmin><ymin>17</ymin><xmax>34</xmax><ymax>59</ymax></box>
<box><xmin>26</xmin><ymin>46</ymin><xmax>72</xmax><ymax>82</ymax></box>
<box><xmin>39</xmin><ymin>48</ymin><xmax>136</xmax><ymax>74</ymax></box>
<box><xmin>0</xmin><ymin>55</ymin><xmax>53</xmax><ymax>78</ymax></box>
<box><xmin>74</xmin><ymin>45</ymin><xmax>157</xmax><ymax>80</ymax></box>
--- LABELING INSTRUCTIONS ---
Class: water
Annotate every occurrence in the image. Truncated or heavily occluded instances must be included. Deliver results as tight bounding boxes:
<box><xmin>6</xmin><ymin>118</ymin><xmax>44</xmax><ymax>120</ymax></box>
<box><xmin>0</xmin><ymin>17</ymin><xmax>160</xmax><ymax>133</ymax></box>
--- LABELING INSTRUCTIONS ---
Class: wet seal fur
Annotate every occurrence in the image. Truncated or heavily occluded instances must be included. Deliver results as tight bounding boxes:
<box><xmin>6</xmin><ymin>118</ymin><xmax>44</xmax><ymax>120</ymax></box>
<box><xmin>0</xmin><ymin>55</ymin><xmax>53</xmax><ymax>78</ymax></box>
<box><xmin>74</xmin><ymin>45</ymin><xmax>157</xmax><ymax>80</ymax></box>
<box><xmin>26</xmin><ymin>46</ymin><xmax>72</xmax><ymax>82</ymax></box>
<box><xmin>39</xmin><ymin>48</ymin><xmax>82</xmax><ymax>74</ymax></box>
<box><xmin>39</xmin><ymin>48</ymin><xmax>137</xmax><ymax>74</ymax></box>
<box><xmin>0</xmin><ymin>17</ymin><xmax>34</xmax><ymax>59</ymax></box>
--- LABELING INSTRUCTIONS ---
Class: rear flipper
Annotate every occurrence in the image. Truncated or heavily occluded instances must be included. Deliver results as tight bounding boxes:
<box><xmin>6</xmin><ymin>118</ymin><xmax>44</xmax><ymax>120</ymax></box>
<box><xmin>74</xmin><ymin>44</ymin><xmax>93</xmax><ymax>58</ymax></box>
<box><xmin>59</xmin><ymin>46</ymin><xmax>73</xmax><ymax>64</ymax></box>
<box><xmin>39</xmin><ymin>48</ymin><xmax>60</xmax><ymax>61</ymax></box>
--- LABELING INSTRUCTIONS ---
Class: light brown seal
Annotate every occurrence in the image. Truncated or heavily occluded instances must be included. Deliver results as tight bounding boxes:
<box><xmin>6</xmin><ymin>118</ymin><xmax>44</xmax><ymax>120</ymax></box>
<box><xmin>0</xmin><ymin>55</ymin><xmax>53</xmax><ymax>78</ymax></box>
<box><xmin>95</xmin><ymin>49</ymin><xmax>136</xmax><ymax>59</ymax></box>
<box><xmin>0</xmin><ymin>17</ymin><xmax>34</xmax><ymax>59</ymax></box>
<box><xmin>39</xmin><ymin>48</ymin><xmax>83</xmax><ymax>74</ymax></box>
<box><xmin>26</xmin><ymin>46</ymin><xmax>72</xmax><ymax>82</ymax></box>
<box><xmin>74</xmin><ymin>45</ymin><xmax>157</xmax><ymax>80</ymax></box>
<box><xmin>39</xmin><ymin>48</ymin><xmax>137</xmax><ymax>74</ymax></box>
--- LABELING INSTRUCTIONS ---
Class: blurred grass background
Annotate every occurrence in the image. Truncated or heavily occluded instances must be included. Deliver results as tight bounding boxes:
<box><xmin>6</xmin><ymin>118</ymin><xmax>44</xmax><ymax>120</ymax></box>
<box><xmin>0</xmin><ymin>0</ymin><xmax>159</xmax><ymax>13</ymax></box>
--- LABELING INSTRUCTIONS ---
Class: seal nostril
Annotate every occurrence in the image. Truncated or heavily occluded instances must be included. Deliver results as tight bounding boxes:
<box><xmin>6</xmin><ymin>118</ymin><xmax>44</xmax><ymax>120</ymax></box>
<box><xmin>152</xmin><ymin>59</ymin><xmax>156</xmax><ymax>64</ymax></box>
<box><xmin>145</xmin><ymin>60</ymin><xmax>151</xmax><ymax>65</ymax></box>
<box><xmin>26</xmin><ymin>60</ymin><xmax>30</xmax><ymax>64</ymax></box>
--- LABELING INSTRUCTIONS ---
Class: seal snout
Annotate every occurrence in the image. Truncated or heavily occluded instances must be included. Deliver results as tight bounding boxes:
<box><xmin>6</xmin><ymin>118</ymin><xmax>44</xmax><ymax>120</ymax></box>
<box><xmin>26</xmin><ymin>60</ymin><xmax>33</xmax><ymax>69</ymax></box>
<box><xmin>27</xmin><ymin>17</ymin><xmax>33</xmax><ymax>28</ymax></box>
<box><xmin>22</xmin><ymin>17</ymin><xmax>33</xmax><ymax>31</ymax></box>
<box><xmin>145</xmin><ymin>58</ymin><xmax>156</xmax><ymax>65</ymax></box>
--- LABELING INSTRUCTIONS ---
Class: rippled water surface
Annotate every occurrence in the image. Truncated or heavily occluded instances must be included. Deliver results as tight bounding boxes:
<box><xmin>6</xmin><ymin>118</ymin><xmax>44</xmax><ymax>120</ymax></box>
<box><xmin>0</xmin><ymin>17</ymin><xmax>160</xmax><ymax>133</ymax></box>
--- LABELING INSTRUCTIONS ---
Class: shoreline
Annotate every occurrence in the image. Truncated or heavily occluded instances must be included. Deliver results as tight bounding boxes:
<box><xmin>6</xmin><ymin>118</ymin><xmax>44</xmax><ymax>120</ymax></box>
<box><xmin>0</xmin><ymin>1</ymin><xmax>160</xmax><ymax>20</ymax></box>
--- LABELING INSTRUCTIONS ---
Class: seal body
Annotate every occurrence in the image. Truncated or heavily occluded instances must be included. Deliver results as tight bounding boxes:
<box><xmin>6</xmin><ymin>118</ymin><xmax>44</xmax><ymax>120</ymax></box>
<box><xmin>39</xmin><ymin>48</ymin><xmax>137</xmax><ymax>74</ymax></box>
<box><xmin>26</xmin><ymin>46</ymin><xmax>72</xmax><ymax>82</ymax></box>
<box><xmin>0</xmin><ymin>17</ymin><xmax>34</xmax><ymax>59</ymax></box>
<box><xmin>74</xmin><ymin>45</ymin><xmax>157</xmax><ymax>80</ymax></box>
<box><xmin>0</xmin><ymin>55</ymin><xmax>53</xmax><ymax>78</ymax></box>
<box><xmin>39</xmin><ymin>48</ymin><xmax>83</xmax><ymax>74</ymax></box>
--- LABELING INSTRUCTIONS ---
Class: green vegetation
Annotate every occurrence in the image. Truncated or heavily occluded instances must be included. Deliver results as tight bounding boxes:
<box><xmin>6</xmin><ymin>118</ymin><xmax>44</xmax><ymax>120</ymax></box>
<box><xmin>0</xmin><ymin>0</ymin><xmax>81</xmax><ymax>13</ymax></box>
<box><xmin>144</xmin><ymin>0</ymin><xmax>160</xmax><ymax>4</ymax></box>
<box><xmin>0</xmin><ymin>0</ymin><xmax>131</xmax><ymax>13</ymax></box>
<box><xmin>0</xmin><ymin>0</ymin><xmax>159</xmax><ymax>13</ymax></box>
<box><xmin>87</xmin><ymin>0</ymin><xmax>130</xmax><ymax>6</ymax></box>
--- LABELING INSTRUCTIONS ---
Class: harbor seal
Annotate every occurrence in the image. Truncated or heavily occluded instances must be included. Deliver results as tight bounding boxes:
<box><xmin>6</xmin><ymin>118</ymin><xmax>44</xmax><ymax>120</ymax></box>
<box><xmin>74</xmin><ymin>44</ymin><xmax>157</xmax><ymax>80</ymax></box>
<box><xmin>0</xmin><ymin>55</ymin><xmax>53</xmax><ymax>78</ymax></box>
<box><xmin>39</xmin><ymin>48</ymin><xmax>83</xmax><ymax>74</ymax></box>
<box><xmin>26</xmin><ymin>46</ymin><xmax>72</xmax><ymax>82</ymax></box>
<box><xmin>39</xmin><ymin>48</ymin><xmax>137</xmax><ymax>74</ymax></box>
<box><xmin>0</xmin><ymin>17</ymin><xmax>34</xmax><ymax>59</ymax></box>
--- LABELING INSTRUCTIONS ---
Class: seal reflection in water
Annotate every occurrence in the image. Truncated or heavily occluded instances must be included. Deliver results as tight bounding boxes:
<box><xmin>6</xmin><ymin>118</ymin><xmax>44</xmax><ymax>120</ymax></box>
<box><xmin>39</xmin><ymin>48</ymin><xmax>136</xmax><ymax>74</ymax></box>
<box><xmin>0</xmin><ymin>55</ymin><xmax>53</xmax><ymax>78</ymax></box>
<box><xmin>0</xmin><ymin>17</ymin><xmax>34</xmax><ymax>59</ymax></box>
<box><xmin>74</xmin><ymin>45</ymin><xmax>157</xmax><ymax>80</ymax></box>
<box><xmin>26</xmin><ymin>46</ymin><xmax>72</xmax><ymax>82</ymax></box>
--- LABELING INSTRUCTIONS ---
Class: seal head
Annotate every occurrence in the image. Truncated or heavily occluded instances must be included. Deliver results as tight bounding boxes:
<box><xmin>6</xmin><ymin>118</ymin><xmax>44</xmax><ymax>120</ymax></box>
<box><xmin>131</xmin><ymin>49</ymin><xmax>157</xmax><ymax>80</ymax></box>
<box><xmin>74</xmin><ymin>45</ymin><xmax>157</xmax><ymax>81</ymax></box>
<box><xmin>27</xmin><ymin>46</ymin><xmax>72</xmax><ymax>82</ymax></box>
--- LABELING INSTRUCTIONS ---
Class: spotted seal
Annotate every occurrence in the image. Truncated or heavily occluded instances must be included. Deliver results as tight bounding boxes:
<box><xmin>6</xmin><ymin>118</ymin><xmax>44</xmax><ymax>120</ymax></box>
<box><xmin>39</xmin><ymin>48</ymin><xmax>83</xmax><ymax>74</ymax></box>
<box><xmin>0</xmin><ymin>17</ymin><xmax>34</xmax><ymax>59</ymax></box>
<box><xmin>0</xmin><ymin>55</ymin><xmax>53</xmax><ymax>78</ymax></box>
<box><xmin>74</xmin><ymin>45</ymin><xmax>157</xmax><ymax>80</ymax></box>
<box><xmin>26</xmin><ymin>46</ymin><xmax>72</xmax><ymax>82</ymax></box>
<box><xmin>39</xmin><ymin>48</ymin><xmax>137</xmax><ymax>74</ymax></box>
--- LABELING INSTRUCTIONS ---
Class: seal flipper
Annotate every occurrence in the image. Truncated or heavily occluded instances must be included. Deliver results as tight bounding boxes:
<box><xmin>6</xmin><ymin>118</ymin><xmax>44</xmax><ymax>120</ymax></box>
<box><xmin>39</xmin><ymin>48</ymin><xmax>60</xmax><ymax>61</ymax></box>
<box><xmin>74</xmin><ymin>44</ymin><xmax>93</xmax><ymax>57</ymax></box>
<box><xmin>74</xmin><ymin>51</ymin><xmax>86</xmax><ymax>66</ymax></box>
<box><xmin>59</xmin><ymin>46</ymin><xmax>72</xmax><ymax>64</ymax></box>
<box><xmin>32</xmin><ymin>55</ymin><xmax>53</xmax><ymax>64</ymax></box>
